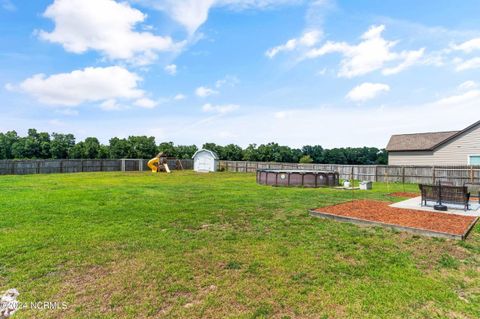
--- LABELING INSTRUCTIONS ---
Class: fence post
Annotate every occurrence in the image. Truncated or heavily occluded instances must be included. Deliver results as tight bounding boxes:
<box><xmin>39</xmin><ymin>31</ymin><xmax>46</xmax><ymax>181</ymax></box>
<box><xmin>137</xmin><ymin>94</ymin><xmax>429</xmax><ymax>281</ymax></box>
<box><xmin>471</xmin><ymin>166</ymin><xmax>474</xmax><ymax>183</ymax></box>
<box><xmin>81</xmin><ymin>160</ymin><xmax>84</xmax><ymax>172</ymax></box>
<box><xmin>374</xmin><ymin>165</ymin><xmax>378</xmax><ymax>182</ymax></box>
<box><xmin>432</xmin><ymin>166</ymin><xmax>436</xmax><ymax>184</ymax></box>
<box><xmin>402</xmin><ymin>166</ymin><xmax>405</xmax><ymax>184</ymax></box>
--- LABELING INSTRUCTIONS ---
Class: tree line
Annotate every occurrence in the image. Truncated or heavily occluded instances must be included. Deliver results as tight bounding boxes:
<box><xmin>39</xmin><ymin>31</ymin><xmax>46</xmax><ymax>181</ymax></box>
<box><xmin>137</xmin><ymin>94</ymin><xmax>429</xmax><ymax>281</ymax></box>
<box><xmin>0</xmin><ymin>129</ymin><xmax>388</xmax><ymax>164</ymax></box>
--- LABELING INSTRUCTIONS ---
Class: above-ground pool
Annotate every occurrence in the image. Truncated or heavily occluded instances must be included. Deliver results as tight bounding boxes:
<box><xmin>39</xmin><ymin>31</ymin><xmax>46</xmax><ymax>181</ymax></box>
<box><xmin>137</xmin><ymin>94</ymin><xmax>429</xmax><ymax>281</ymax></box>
<box><xmin>256</xmin><ymin>169</ymin><xmax>339</xmax><ymax>188</ymax></box>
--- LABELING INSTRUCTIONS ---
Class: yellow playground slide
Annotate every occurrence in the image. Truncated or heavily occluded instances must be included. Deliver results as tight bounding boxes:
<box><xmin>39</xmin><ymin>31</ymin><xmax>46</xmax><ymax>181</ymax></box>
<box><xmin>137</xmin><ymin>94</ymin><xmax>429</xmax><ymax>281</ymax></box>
<box><xmin>147</xmin><ymin>157</ymin><xmax>159</xmax><ymax>172</ymax></box>
<box><xmin>147</xmin><ymin>157</ymin><xmax>170</xmax><ymax>173</ymax></box>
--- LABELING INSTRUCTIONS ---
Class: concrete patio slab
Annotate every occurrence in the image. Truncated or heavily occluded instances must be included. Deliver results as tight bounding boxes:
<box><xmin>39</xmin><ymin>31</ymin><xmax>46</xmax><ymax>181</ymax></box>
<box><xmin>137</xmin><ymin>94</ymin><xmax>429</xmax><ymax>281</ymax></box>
<box><xmin>390</xmin><ymin>197</ymin><xmax>480</xmax><ymax>217</ymax></box>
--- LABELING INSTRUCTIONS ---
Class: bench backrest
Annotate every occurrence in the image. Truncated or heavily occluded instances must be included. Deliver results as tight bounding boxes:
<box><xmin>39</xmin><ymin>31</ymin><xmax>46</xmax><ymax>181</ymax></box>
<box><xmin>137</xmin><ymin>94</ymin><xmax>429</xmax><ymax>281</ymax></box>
<box><xmin>418</xmin><ymin>184</ymin><xmax>439</xmax><ymax>200</ymax></box>
<box><xmin>419</xmin><ymin>184</ymin><xmax>468</xmax><ymax>202</ymax></box>
<box><xmin>441</xmin><ymin>186</ymin><xmax>468</xmax><ymax>202</ymax></box>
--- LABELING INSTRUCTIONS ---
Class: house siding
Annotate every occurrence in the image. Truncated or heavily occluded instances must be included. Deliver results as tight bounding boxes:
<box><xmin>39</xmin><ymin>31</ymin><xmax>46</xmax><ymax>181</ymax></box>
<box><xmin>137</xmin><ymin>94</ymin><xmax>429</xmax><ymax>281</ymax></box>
<box><xmin>388</xmin><ymin>124</ymin><xmax>480</xmax><ymax>165</ymax></box>
<box><xmin>388</xmin><ymin>151</ymin><xmax>435</xmax><ymax>165</ymax></box>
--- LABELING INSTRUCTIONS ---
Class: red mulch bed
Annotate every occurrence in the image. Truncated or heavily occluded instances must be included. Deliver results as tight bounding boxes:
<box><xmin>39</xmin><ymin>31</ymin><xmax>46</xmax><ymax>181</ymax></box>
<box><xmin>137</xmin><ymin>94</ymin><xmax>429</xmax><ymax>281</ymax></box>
<box><xmin>313</xmin><ymin>200</ymin><xmax>476</xmax><ymax>236</ymax></box>
<box><xmin>388</xmin><ymin>192</ymin><xmax>419</xmax><ymax>198</ymax></box>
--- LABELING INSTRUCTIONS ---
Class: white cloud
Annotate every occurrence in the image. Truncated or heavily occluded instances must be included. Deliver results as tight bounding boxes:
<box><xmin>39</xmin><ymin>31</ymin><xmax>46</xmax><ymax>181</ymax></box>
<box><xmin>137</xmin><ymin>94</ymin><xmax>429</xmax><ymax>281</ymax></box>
<box><xmin>14</xmin><ymin>66</ymin><xmax>147</xmax><ymax>107</ymax></box>
<box><xmin>458</xmin><ymin>80</ymin><xmax>477</xmax><ymax>90</ymax></box>
<box><xmin>5</xmin><ymin>88</ymin><xmax>479</xmax><ymax>149</ymax></box>
<box><xmin>192</xmin><ymin>76</ymin><xmax>238</xmax><ymax>99</ymax></box>
<box><xmin>48</xmin><ymin>119</ymin><xmax>66</xmax><ymax>126</ymax></box>
<box><xmin>195</xmin><ymin>86</ymin><xmax>219</xmax><ymax>97</ymax></box>
<box><xmin>55</xmin><ymin>109</ymin><xmax>79</xmax><ymax>116</ymax></box>
<box><xmin>164</xmin><ymin>64</ymin><xmax>177</xmax><ymax>75</ymax></box>
<box><xmin>274</xmin><ymin>110</ymin><xmax>295</xmax><ymax>119</ymax></box>
<box><xmin>215</xmin><ymin>75</ymin><xmax>239</xmax><ymax>88</ymax></box>
<box><xmin>100</xmin><ymin>99</ymin><xmax>125</xmax><ymax>111</ymax></box>
<box><xmin>346</xmin><ymin>82</ymin><xmax>390</xmax><ymax>102</ymax></box>
<box><xmin>305</xmin><ymin>25</ymin><xmax>425</xmax><ymax>78</ymax></box>
<box><xmin>174</xmin><ymin>94</ymin><xmax>187</xmax><ymax>100</ymax></box>
<box><xmin>186</xmin><ymin>89</ymin><xmax>480</xmax><ymax>148</ymax></box>
<box><xmin>4</xmin><ymin>83</ymin><xmax>15</xmax><ymax>92</ymax></box>
<box><xmin>134</xmin><ymin>98</ymin><xmax>158</xmax><ymax>108</ymax></box>
<box><xmin>454</xmin><ymin>57</ymin><xmax>480</xmax><ymax>71</ymax></box>
<box><xmin>218</xmin><ymin>131</ymin><xmax>238</xmax><ymax>139</ymax></box>
<box><xmin>1</xmin><ymin>0</ymin><xmax>15</xmax><ymax>11</ymax></box>
<box><xmin>451</xmin><ymin>38</ymin><xmax>480</xmax><ymax>53</ymax></box>
<box><xmin>202</xmin><ymin>103</ymin><xmax>239</xmax><ymax>114</ymax></box>
<box><xmin>266</xmin><ymin>30</ymin><xmax>322</xmax><ymax>58</ymax></box>
<box><xmin>142</xmin><ymin>0</ymin><xmax>300</xmax><ymax>35</ymax></box>
<box><xmin>381</xmin><ymin>48</ymin><xmax>425</xmax><ymax>75</ymax></box>
<box><xmin>39</xmin><ymin>0</ymin><xmax>181</xmax><ymax>65</ymax></box>
<box><xmin>434</xmin><ymin>89</ymin><xmax>480</xmax><ymax>106</ymax></box>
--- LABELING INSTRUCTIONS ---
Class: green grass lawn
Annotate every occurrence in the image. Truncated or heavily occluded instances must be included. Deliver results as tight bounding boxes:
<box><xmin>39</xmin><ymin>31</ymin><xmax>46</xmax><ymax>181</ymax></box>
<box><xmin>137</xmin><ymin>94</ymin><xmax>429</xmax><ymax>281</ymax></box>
<box><xmin>0</xmin><ymin>171</ymin><xmax>479</xmax><ymax>318</ymax></box>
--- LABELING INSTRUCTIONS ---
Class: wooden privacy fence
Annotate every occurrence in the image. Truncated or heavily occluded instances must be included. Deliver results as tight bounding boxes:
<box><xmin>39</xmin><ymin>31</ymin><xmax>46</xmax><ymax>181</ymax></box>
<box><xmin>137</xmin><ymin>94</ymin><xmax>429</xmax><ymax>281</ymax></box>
<box><xmin>0</xmin><ymin>159</ymin><xmax>193</xmax><ymax>175</ymax></box>
<box><xmin>219</xmin><ymin>161</ymin><xmax>480</xmax><ymax>186</ymax></box>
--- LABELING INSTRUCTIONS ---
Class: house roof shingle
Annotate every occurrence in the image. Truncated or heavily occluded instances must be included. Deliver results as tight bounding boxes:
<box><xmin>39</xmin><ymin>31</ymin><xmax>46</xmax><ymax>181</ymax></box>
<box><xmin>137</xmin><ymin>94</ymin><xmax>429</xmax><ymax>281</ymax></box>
<box><xmin>386</xmin><ymin>131</ymin><xmax>459</xmax><ymax>152</ymax></box>
<box><xmin>386</xmin><ymin>120</ymin><xmax>480</xmax><ymax>152</ymax></box>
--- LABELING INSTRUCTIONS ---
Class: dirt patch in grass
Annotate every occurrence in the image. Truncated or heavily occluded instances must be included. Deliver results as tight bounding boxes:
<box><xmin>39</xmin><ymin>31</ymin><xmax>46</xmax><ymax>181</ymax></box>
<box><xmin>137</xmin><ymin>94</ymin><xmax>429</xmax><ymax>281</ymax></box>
<box><xmin>388</xmin><ymin>192</ymin><xmax>420</xmax><ymax>198</ymax></box>
<box><xmin>313</xmin><ymin>200</ymin><xmax>477</xmax><ymax>236</ymax></box>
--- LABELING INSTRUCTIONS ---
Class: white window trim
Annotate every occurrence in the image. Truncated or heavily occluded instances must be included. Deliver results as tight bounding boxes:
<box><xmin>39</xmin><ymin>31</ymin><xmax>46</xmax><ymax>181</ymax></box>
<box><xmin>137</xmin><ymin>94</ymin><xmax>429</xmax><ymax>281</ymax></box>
<box><xmin>467</xmin><ymin>154</ymin><xmax>480</xmax><ymax>165</ymax></box>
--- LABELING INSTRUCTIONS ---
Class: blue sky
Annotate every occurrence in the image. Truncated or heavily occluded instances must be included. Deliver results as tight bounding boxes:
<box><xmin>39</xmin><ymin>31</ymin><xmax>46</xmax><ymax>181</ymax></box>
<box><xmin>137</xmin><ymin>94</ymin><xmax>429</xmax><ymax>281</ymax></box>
<box><xmin>1</xmin><ymin>0</ymin><xmax>480</xmax><ymax>148</ymax></box>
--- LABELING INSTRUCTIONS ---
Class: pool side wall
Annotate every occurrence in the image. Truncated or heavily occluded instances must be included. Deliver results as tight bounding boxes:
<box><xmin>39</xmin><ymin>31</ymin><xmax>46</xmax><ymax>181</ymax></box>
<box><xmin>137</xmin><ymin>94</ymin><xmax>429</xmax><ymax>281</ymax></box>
<box><xmin>257</xmin><ymin>170</ymin><xmax>339</xmax><ymax>188</ymax></box>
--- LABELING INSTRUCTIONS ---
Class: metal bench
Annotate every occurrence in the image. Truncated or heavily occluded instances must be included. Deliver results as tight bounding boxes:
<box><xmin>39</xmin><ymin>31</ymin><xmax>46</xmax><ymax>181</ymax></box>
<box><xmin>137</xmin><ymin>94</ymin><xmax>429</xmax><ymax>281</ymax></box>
<box><xmin>419</xmin><ymin>184</ymin><xmax>470</xmax><ymax>211</ymax></box>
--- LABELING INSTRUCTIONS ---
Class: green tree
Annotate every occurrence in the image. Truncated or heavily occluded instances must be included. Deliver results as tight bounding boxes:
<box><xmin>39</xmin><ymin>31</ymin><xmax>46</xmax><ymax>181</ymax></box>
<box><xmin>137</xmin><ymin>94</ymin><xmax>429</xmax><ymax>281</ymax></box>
<box><xmin>50</xmin><ymin>133</ymin><xmax>75</xmax><ymax>159</ymax></box>
<box><xmin>68</xmin><ymin>142</ymin><xmax>85</xmax><ymax>159</ymax></box>
<box><xmin>299</xmin><ymin>155</ymin><xmax>314</xmax><ymax>163</ymax></box>
<box><xmin>302</xmin><ymin>145</ymin><xmax>324</xmax><ymax>163</ymax></box>
<box><xmin>0</xmin><ymin>131</ymin><xmax>19</xmax><ymax>159</ymax></box>
<box><xmin>174</xmin><ymin>145</ymin><xmax>198</xmax><ymax>159</ymax></box>
<box><xmin>324</xmin><ymin>148</ymin><xmax>347</xmax><ymax>164</ymax></box>
<box><xmin>222</xmin><ymin>144</ymin><xmax>243</xmax><ymax>161</ymax></box>
<box><xmin>11</xmin><ymin>138</ymin><xmax>27</xmax><ymax>159</ymax></box>
<box><xmin>376</xmin><ymin>149</ymin><xmax>388</xmax><ymax>165</ymax></box>
<box><xmin>83</xmin><ymin>137</ymin><xmax>102</xmax><ymax>159</ymax></box>
<box><xmin>98</xmin><ymin>145</ymin><xmax>110</xmax><ymax>159</ymax></box>
<box><xmin>158</xmin><ymin>142</ymin><xmax>176</xmax><ymax>157</ymax></box>
<box><xmin>202</xmin><ymin>143</ymin><xmax>224</xmax><ymax>159</ymax></box>
<box><xmin>128</xmin><ymin>136</ymin><xmax>157</xmax><ymax>158</ymax></box>
<box><xmin>11</xmin><ymin>129</ymin><xmax>50</xmax><ymax>159</ymax></box>
<box><xmin>242</xmin><ymin>144</ymin><xmax>259</xmax><ymax>161</ymax></box>
<box><xmin>109</xmin><ymin>137</ymin><xmax>131</xmax><ymax>159</ymax></box>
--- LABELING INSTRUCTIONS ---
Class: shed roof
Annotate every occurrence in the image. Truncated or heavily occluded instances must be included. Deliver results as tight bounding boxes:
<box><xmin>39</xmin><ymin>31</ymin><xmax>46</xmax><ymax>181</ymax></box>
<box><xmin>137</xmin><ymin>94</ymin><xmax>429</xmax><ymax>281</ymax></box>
<box><xmin>192</xmin><ymin>149</ymin><xmax>219</xmax><ymax>159</ymax></box>
<box><xmin>386</xmin><ymin>120</ymin><xmax>480</xmax><ymax>152</ymax></box>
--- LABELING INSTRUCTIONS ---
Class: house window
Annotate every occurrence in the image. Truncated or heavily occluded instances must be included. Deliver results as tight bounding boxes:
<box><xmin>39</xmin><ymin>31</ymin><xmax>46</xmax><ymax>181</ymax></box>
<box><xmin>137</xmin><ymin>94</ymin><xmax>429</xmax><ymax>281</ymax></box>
<box><xmin>469</xmin><ymin>155</ymin><xmax>480</xmax><ymax>165</ymax></box>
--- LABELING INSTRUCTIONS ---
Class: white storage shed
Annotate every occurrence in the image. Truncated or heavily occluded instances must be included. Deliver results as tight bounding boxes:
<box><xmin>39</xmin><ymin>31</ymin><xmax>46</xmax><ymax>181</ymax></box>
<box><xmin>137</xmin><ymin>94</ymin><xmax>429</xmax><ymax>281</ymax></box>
<box><xmin>192</xmin><ymin>149</ymin><xmax>219</xmax><ymax>172</ymax></box>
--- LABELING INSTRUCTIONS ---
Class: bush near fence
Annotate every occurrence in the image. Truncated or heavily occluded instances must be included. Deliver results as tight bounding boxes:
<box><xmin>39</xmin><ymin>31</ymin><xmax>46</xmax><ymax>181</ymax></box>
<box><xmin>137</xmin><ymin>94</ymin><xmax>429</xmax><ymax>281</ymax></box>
<box><xmin>219</xmin><ymin>161</ymin><xmax>480</xmax><ymax>186</ymax></box>
<box><xmin>0</xmin><ymin>159</ymin><xmax>193</xmax><ymax>175</ymax></box>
